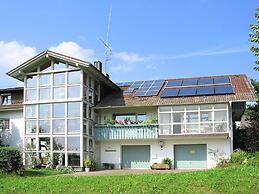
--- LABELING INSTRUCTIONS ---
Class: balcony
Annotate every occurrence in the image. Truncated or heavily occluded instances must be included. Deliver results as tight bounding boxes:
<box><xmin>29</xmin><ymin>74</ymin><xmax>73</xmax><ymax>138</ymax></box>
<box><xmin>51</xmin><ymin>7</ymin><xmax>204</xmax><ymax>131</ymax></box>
<box><xmin>0</xmin><ymin>99</ymin><xmax>23</xmax><ymax>111</ymax></box>
<box><xmin>94</xmin><ymin>124</ymin><xmax>158</xmax><ymax>140</ymax></box>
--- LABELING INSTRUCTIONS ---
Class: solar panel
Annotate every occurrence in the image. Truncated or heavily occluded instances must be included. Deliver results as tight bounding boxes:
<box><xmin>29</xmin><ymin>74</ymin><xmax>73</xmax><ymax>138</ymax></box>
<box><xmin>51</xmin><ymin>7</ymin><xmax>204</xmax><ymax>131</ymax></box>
<box><xmin>182</xmin><ymin>79</ymin><xmax>198</xmax><ymax>86</ymax></box>
<box><xmin>116</xmin><ymin>82</ymin><xmax>134</xmax><ymax>87</ymax></box>
<box><xmin>214</xmin><ymin>77</ymin><xmax>230</xmax><ymax>84</ymax></box>
<box><xmin>133</xmin><ymin>79</ymin><xmax>165</xmax><ymax>97</ymax></box>
<box><xmin>178</xmin><ymin>88</ymin><xmax>196</xmax><ymax>96</ymax></box>
<box><xmin>196</xmin><ymin>87</ymin><xmax>214</xmax><ymax>95</ymax></box>
<box><xmin>214</xmin><ymin>85</ymin><xmax>234</xmax><ymax>94</ymax></box>
<box><xmin>161</xmin><ymin>88</ymin><xmax>179</xmax><ymax>97</ymax></box>
<box><xmin>198</xmin><ymin>78</ymin><xmax>213</xmax><ymax>85</ymax></box>
<box><xmin>167</xmin><ymin>80</ymin><xmax>182</xmax><ymax>87</ymax></box>
<box><xmin>123</xmin><ymin>87</ymin><xmax>135</xmax><ymax>93</ymax></box>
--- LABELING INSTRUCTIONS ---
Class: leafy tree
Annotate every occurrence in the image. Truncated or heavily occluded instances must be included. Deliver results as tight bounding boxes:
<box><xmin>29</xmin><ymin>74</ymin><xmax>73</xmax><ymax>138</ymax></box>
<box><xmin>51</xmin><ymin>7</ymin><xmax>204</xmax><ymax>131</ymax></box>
<box><xmin>250</xmin><ymin>8</ymin><xmax>259</xmax><ymax>70</ymax></box>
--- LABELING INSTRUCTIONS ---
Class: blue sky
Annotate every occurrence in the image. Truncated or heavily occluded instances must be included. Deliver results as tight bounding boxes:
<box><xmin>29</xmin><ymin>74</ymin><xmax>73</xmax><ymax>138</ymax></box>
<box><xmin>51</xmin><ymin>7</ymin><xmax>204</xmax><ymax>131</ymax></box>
<box><xmin>0</xmin><ymin>0</ymin><xmax>258</xmax><ymax>87</ymax></box>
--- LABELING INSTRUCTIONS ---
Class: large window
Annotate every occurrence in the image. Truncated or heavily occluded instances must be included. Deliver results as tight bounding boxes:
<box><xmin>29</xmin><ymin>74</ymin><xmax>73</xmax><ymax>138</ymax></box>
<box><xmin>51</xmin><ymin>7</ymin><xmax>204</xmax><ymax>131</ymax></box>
<box><xmin>25</xmin><ymin>120</ymin><xmax>37</xmax><ymax>134</ymax></box>
<box><xmin>158</xmin><ymin>104</ymin><xmax>228</xmax><ymax>135</ymax></box>
<box><xmin>67</xmin><ymin>136</ymin><xmax>80</xmax><ymax>151</ymax></box>
<box><xmin>114</xmin><ymin>113</ymin><xmax>147</xmax><ymax>123</ymax></box>
<box><xmin>53</xmin><ymin>137</ymin><xmax>65</xmax><ymax>151</ymax></box>
<box><xmin>25</xmin><ymin>105</ymin><xmax>36</xmax><ymax>118</ymax></box>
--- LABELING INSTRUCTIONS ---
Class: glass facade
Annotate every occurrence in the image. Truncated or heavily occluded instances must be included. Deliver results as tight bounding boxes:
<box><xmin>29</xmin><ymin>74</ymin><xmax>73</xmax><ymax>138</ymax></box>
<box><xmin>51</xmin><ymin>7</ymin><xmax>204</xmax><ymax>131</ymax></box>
<box><xmin>158</xmin><ymin>104</ymin><xmax>229</xmax><ymax>135</ymax></box>
<box><xmin>24</xmin><ymin>61</ymin><xmax>99</xmax><ymax>167</ymax></box>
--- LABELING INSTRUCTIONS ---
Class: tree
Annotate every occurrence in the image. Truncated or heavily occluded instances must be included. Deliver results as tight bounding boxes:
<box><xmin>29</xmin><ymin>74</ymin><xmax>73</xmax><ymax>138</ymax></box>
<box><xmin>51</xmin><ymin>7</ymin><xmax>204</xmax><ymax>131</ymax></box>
<box><xmin>250</xmin><ymin>8</ymin><xmax>259</xmax><ymax>71</ymax></box>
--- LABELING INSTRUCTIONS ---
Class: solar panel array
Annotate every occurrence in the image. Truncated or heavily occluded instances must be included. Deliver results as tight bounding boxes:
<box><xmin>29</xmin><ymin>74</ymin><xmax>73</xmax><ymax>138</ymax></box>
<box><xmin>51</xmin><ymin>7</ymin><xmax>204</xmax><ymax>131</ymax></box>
<box><xmin>118</xmin><ymin>79</ymin><xmax>165</xmax><ymax>96</ymax></box>
<box><xmin>134</xmin><ymin>80</ymin><xmax>164</xmax><ymax>96</ymax></box>
<box><xmin>161</xmin><ymin>76</ymin><xmax>234</xmax><ymax>98</ymax></box>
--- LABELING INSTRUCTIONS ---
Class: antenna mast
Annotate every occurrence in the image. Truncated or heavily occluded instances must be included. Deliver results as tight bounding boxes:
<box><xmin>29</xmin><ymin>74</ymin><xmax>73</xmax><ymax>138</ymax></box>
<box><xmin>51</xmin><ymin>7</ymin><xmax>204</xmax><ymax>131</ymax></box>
<box><xmin>99</xmin><ymin>5</ymin><xmax>112</xmax><ymax>73</ymax></box>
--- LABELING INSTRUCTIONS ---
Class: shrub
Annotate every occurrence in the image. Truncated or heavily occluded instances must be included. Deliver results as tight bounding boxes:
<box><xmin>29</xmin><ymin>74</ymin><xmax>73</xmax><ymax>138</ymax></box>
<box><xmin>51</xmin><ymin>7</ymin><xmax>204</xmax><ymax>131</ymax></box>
<box><xmin>84</xmin><ymin>159</ymin><xmax>97</xmax><ymax>171</ymax></box>
<box><xmin>0</xmin><ymin>146</ymin><xmax>23</xmax><ymax>173</ymax></box>
<box><xmin>162</xmin><ymin>157</ymin><xmax>172</xmax><ymax>169</ymax></box>
<box><xmin>56</xmin><ymin>166</ymin><xmax>74</xmax><ymax>174</ymax></box>
<box><xmin>230</xmin><ymin>149</ymin><xmax>251</xmax><ymax>164</ymax></box>
<box><xmin>103</xmin><ymin>163</ymin><xmax>115</xmax><ymax>169</ymax></box>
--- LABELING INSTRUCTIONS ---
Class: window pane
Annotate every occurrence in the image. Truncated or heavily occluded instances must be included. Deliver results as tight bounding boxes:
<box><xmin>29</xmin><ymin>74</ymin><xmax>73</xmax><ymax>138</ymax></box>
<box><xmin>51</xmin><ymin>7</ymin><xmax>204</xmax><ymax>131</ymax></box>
<box><xmin>200</xmin><ymin>111</ymin><xmax>212</xmax><ymax>122</ymax></box>
<box><xmin>186</xmin><ymin>112</ymin><xmax>198</xmax><ymax>123</ymax></box>
<box><xmin>26</xmin><ymin>138</ymin><xmax>36</xmax><ymax>150</ymax></box>
<box><xmin>83</xmin><ymin>138</ymin><xmax>88</xmax><ymax>152</ymax></box>
<box><xmin>68</xmin><ymin>119</ymin><xmax>80</xmax><ymax>133</ymax></box>
<box><xmin>53</xmin><ymin>103</ymin><xmax>65</xmax><ymax>118</ymax></box>
<box><xmin>53</xmin><ymin>87</ymin><xmax>65</xmax><ymax>99</ymax></box>
<box><xmin>200</xmin><ymin>123</ymin><xmax>213</xmax><ymax>133</ymax></box>
<box><xmin>137</xmin><ymin>114</ymin><xmax>146</xmax><ymax>122</ymax></box>
<box><xmin>26</xmin><ymin>89</ymin><xmax>37</xmax><ymax>101</ymax></box>
<box><xmin>68</xmin><ymin>86</ymin><xmax>80</xmax><ymax>98</ymax></box>
<box><xmin>67</xmin><ymin>137</ymin><xmax>80</xmax><ymax>151</ymax></box>
<box><xmin>186</xmin><ymin>124</ymin><xmax>199</xmax><ymax>133</ymax></box>
<box><xmin>53</xmin><ymin>119</ymin><xmax>65</xmax><ymax>134</ymax></box>
<box><xmin>115</xmin><ymin>115</ymin><xmax>136</xmax><ymax>122</ymax></box>
<box><xmin>39</xmin><ymin>137</ymin><xmax>50</xmax><ymax>151</ymax></box>
<box><xmin>186</xmin><ymin>105</ymin><xmax>198</xmax><ymax>111</ymax></box>
<box><xmin>159</xmin><ymin>106</ymin><xmax>171</xmax><ymax>112</ymax></box>
<box><xmin>39</xmin><ymin>104</ymin><xmax>51</xmax><ymax>118</ymax></box>
<box><xmin>214</xmin><ymin>123</ymin><xmax>227</xmax><ymax>132</ymax></box>
<box><xmin>67</xmin><ymin>102</ymin><xmax>80</xmax><ymax>117</ymax></box>
<box><xmin>39</xmin><ymin>152</ymin><xmax>50</xmax><ymax>165</ymax></box>
<box><xmin>214</xmin><ymin>111</ymin><xmax>227</xmax><ymax>121</ymax></box>
<box><xmin>68</xmin><ymin>153</ymin><xmax>80</xmax><ymax>166</ymax></box>
<box><xmin>39</xmin><ymin>88</ymin><xmax>50</xmax><ymax>100</ymax></box>
<box><xmin>39</xmin><ymin>74</ymin><xmax>50</xmax><ymax>86</ymax></box>
<box><xmin>173</xmin><ymin>106</ymin><xmax>185</xmax><ymax>111</ymax></box>
<box><xmin>53</xmin><ymin>153</ymin><xmax>65</xmax><ymax>166</ymax></box>
<box><xmin>68</xmin><ymin>71</ymin><xmax>80</xmax><ymax>84</ymax></box>
<box><xmin>53</xmin><ymin>137</ymin><xmax>65</xmax><ymax>151</ymax></box>
<box><xmin>159</xmin><ymin>113</ymin><xmax>171</xmax><ymax>123</ymax></box>
<box><xmin>200</xmin><ymin>104</ymin><xmax>213</xmax><ymax>110</ymax></box>
<box><xmin>54</xmin><ymin>62</ymin><xmax>67</xmax><ymax>70</ymax></box>
<box><xmin>159</xmin><ymin>125</ymin><xmax>171</xmax><ymax>135</ymax></box>
<box><xmin>173</xmin><ymin>124</ymin><xmax>184</xmax><ymax>134</ymax></box>
<box><xmin>25</xmin><ymin>120</ymin><xmax>37</xmax><ymax>133</ymax></box>
<box><xmin>25</xmin><ymin>105</ymin><xmax>36</xmax><ymax>118</ymax></box>
<box><xmin>173</xmin><ymin>113</ymin><xmax>184</xmax><ymax>123</ymax></box>
<box><xmin>53</xmin><ymin>72</ymin><xmax>65</xmax><ymax>86</ymax></box>
<box><xmin>39</xmin><ymin>120</ymin><xmax>50</xmax><ymax>133</ymax></box>
<box><xmin>214</xmin><ymin>104</ymin><xmax>227</xmax><ymax>109</ymax></box>
<box><xmin>27</xmin><ymin>75</ymin><xmax>37</xmax><ymax>88</ymax></box>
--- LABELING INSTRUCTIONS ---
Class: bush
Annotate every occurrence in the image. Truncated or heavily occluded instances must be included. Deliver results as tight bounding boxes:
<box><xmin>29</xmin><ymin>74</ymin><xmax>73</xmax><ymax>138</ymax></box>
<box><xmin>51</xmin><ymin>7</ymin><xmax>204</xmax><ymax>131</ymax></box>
<box><xmin>56</xmin><ymin>166</ymin><xmax>74</xmax><ymax>174</ymax></box>
<box><xmin>103</xmin><ymin>163</ymin><xmax>115</xmax><ymax>169</ymax></box>
<box><xmin>84</xmin><ymin>159</ymin><xmax>97</xmax><ymax>171</ymax></box>
<box><xmin>162</xmin><ymin>157</ymin><xmax>172</xmax><ymax>169</ymax></box>
<box><xmin>230</xmin><ymin>149</ymin><xmax>251</xmax><ymax>164</ymax></box>
<box><xmin>0</xmin><ymin>146</ymin><xmax>23</xmax><ymax>173</ymax></box>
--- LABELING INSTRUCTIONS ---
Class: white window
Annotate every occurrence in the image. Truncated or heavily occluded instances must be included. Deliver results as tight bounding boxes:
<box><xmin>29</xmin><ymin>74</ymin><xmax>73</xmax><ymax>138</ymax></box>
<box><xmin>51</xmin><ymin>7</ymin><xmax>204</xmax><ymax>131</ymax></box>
<box><xmin>158</xmin><ymin>103</ymin><xmax>228</xmax><ymax>135</ymax></box>
<box><xmin>0</xmin><ymin>119</ymin><xmax>10</xmax><ymax>130</ymax></box>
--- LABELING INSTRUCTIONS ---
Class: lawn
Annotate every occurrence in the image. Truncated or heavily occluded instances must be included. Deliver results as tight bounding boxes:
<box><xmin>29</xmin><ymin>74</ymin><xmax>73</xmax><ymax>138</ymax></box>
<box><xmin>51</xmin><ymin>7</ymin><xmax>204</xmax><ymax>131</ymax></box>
<box><xmin>0</xmin><ymin>166</ymin><xmax>258</xmax><ymax>194</ymax></box>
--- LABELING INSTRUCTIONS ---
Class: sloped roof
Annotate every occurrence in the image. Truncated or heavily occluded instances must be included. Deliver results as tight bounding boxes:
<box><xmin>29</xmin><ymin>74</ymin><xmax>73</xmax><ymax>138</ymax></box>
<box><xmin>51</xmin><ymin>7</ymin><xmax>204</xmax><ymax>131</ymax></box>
<box><xmin>95</xmin><ymin>74</ymin><xmax>257</xmax><ymax>108</ymax></box>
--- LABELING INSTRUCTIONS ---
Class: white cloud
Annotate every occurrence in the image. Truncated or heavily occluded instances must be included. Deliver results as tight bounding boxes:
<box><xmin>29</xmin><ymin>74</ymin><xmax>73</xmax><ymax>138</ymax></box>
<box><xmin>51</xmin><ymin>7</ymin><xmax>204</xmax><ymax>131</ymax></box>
<box><xmin>49</xmin><ymin>41</ymin><xmax>96</xmax><ymax>62</ymax></box>
<box><xmin>0</xmin><ymin>41</ymin><xmax>36</xmax><ymax>69</ymax></box>
<box><xmin>114</xmin><ymin>51</ymin><xmax>151</xmax><ymax>63</ymax></box>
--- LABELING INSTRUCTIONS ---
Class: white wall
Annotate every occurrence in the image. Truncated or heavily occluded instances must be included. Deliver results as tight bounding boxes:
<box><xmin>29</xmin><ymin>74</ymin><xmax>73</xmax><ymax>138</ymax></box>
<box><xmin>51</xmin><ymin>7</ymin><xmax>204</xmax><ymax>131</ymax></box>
<box><xmin>98</xmin><ymin>137</ymin><xmax>231</xmax><ymax>169</ymax></box>
<box><xmin>0</xmin><ymin>110</ymin><xmax>24</xmax><ymax>150</ymax></box>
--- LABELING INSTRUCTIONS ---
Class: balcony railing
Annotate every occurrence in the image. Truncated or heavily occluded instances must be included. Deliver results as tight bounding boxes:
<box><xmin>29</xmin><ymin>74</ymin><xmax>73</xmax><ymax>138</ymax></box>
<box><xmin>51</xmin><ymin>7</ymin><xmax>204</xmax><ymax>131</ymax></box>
<box><xmin>0</xmin><ymin>99</ymin><xmax>23</xmax><ymax>106</ymax></box>
<box><xmin>94</xmin><ymin>124</ymin><xmax>158</xmax><ymax>140</ymax></box>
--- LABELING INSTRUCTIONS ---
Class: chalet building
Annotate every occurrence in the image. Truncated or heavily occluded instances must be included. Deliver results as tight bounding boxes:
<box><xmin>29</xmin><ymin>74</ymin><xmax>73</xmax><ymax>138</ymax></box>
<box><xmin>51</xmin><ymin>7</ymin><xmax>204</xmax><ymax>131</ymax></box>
<box><xmin>0</xmin><ymin>50</ymin><xmax>256</xmax><ymax>169</ymax></box>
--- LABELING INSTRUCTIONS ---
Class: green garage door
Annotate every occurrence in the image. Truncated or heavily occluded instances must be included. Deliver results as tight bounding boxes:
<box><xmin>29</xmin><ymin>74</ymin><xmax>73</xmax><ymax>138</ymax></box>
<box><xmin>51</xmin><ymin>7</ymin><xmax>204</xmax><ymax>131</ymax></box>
<box><xmin>174</xmin><ymin>144</ymin><xmax>207</xmax><ymax>169</ymax></box>
<box><xmin>122</xmin><ymin>145</ymin><xmax>150</xmax><ymax>169</ymax></box>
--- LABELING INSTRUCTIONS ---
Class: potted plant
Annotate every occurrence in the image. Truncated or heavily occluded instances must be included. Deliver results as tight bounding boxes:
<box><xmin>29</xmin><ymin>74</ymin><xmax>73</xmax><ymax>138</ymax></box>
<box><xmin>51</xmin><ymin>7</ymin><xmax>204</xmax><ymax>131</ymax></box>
<box><xmin>84</xmin><ymin>159</ymin><xmax>91</xmax><ymax>172</ymax></box>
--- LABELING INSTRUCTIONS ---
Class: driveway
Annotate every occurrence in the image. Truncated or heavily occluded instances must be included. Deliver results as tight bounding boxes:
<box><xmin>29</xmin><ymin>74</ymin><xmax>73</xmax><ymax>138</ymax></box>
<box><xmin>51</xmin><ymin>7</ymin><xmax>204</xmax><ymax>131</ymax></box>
<box><xmin>66</xmin><ymin>169</ymin><xmax>201</xmax><ymax>177</ymax></box>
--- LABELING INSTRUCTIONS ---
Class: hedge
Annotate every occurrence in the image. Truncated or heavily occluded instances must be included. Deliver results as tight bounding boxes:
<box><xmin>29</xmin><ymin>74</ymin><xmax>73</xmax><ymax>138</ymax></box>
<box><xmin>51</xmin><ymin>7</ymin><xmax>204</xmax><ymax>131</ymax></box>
<box><xmin>0</xmin><ymin>146</ymin><xmax>23</xmax><ymax>173</ymax></box>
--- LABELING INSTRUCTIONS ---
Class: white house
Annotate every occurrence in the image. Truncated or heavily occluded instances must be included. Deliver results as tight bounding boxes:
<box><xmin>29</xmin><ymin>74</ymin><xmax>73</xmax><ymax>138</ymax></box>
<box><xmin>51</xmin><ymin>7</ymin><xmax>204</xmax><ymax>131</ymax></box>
<box><xmin>0</xmin><ymin>50</ymin><xmax>256</xmax><ymax>170</ymax></box>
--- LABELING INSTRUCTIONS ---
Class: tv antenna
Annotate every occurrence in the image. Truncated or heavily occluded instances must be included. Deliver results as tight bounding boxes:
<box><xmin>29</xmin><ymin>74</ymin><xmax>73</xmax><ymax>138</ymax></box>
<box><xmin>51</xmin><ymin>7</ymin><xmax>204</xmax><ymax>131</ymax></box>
<box><xmin>99</xmin><ymin>5</ymin><xmax>112</xmax><ymax>73</ymax></box>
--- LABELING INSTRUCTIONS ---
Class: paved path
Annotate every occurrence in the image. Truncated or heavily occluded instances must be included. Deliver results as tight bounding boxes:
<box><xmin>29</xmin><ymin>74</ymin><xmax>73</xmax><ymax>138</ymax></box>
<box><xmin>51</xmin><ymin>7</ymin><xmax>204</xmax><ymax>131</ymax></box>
<box><xmin>65</xmin><ymin>169</ymin><xmax>201</xmax><ymax>177</ymax></box>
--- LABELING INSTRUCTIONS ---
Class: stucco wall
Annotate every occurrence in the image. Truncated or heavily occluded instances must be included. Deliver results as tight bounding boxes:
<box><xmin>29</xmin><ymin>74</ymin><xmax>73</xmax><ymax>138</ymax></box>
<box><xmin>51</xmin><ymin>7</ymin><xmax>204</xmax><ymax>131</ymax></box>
<box><xmin>0</xmin><ymin>110</ymin><xmax>24</xmax><ymax>149</ymax></box>
<box><xmin>97</xmin><ymin>106</ymin><xmax>157</xmax><ymax>124</ymax></box>
<box><xmin>98</xmin><ymin>137</ymin><xmax>231</xmax><ymax>169</ymax></box>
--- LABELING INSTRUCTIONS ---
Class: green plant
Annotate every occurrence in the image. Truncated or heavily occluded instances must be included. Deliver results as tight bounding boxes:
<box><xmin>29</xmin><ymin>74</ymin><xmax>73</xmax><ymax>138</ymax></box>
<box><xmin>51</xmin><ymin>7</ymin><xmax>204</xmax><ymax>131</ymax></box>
<box><xmin>104</xmin><ymin>119</ymin><xmax>117</xmax><ymax>125</ymax></box>
<box><xmin>56</xmin><ymin>166</ymin><xmax>74</xmax><ymax>174</ymax></box>
<box><xmin>0</xmin><ymin>146</ymin><xmax>23</xmax><ymax>173</ymax></box>
<box><xmin>103</xmin><ymin>163</ymin><xmax>115</xmax><ymax>169</ymax></box>
<box><xmin>230</xmin><ymin>149</ymin><xmax>251</xmax><ymax>164</ymax></box>
<box><xmin>161</xmin><ymin>157</ymin><xmax>172</xmax><ymax>169</ymax></box>
<box><xmin>84</xmin><ymin>159</ymin><xmax>97</xmax><ymax>171</ymax></box>
<box><xmin>143</xmin><ymin>117</ymin><xmax>157</xmax><ymax>125</ymax></box>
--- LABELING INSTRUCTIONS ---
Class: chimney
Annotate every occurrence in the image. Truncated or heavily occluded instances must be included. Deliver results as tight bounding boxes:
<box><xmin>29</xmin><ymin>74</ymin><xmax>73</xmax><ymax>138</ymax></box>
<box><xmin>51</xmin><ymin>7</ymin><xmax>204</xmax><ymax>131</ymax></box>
<box><xmin>94</xmin><ymin>61</ymin><xmax>102</xmax><ymax>72</ymax></box>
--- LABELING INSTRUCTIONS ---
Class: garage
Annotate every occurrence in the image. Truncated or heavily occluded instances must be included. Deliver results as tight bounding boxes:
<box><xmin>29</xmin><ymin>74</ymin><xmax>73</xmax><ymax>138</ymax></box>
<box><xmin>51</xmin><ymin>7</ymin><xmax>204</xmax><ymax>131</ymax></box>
<box><xmin>122</xmin><ymin>145</ymin><xmax>150</xmax><ymax>169</ymax></box>
<box><xmin>174</xmin><ymin>144</ymin><xmax>207</xmax><ymax>169</ymax></box>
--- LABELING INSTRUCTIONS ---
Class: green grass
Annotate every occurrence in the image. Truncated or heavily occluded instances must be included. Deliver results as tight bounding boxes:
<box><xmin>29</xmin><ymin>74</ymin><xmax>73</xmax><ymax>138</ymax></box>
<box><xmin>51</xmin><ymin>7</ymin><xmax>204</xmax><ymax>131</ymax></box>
<box><xmin>0</xmin><ymin>166</ymin><xmax>258</xmax><ymax>194</ymax></box>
